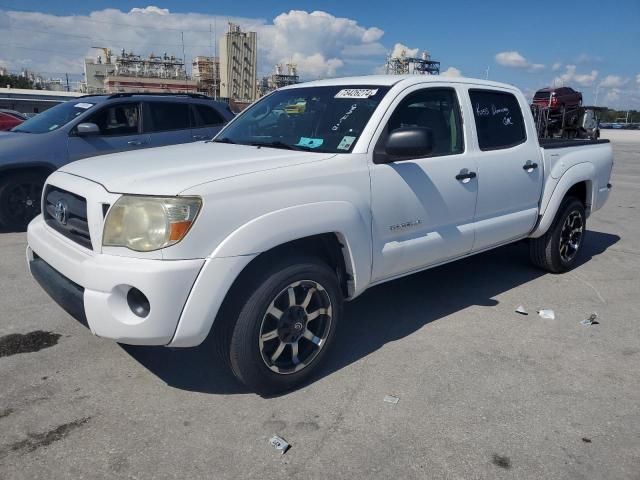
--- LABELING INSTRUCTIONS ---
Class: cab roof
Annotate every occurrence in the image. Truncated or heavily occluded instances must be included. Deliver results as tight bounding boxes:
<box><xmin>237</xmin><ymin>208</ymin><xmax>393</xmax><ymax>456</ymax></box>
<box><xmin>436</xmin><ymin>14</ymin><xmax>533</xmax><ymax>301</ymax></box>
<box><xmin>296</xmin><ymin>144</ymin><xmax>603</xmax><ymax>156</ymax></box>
<box><xmin>280</xmin><ymin>74</ymin><xmax>518</xmax><ymax>92</ymax></box>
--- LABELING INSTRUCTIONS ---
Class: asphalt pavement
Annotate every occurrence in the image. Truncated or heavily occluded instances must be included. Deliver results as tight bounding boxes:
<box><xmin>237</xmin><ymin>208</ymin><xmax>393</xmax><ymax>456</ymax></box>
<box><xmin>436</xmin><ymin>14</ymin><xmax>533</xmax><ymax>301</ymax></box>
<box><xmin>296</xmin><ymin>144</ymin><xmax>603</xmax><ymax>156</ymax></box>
<box><xmin>0</xmin><ymin>130</ymin><xmax>638</xmax><ymax>479</ymax></box>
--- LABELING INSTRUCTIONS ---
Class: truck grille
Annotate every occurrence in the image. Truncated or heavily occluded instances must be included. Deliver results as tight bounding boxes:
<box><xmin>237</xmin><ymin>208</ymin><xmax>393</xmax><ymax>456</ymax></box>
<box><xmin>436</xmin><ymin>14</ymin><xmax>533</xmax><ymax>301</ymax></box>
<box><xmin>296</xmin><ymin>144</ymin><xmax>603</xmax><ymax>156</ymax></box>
<box><xmin>43</xmin><ymin>186</ymin><xmax>92</xmax><ymax>249</ymax></box>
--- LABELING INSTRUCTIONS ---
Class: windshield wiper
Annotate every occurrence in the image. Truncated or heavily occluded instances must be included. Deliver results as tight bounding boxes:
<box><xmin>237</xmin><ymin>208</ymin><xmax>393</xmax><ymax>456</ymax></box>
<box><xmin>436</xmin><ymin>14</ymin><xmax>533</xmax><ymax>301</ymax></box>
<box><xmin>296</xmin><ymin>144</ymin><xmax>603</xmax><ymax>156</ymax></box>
<box><xmin>212</xmin><ymin>137</ymin><xmax>236</xmax><ymax>144</ymax></box>
<box><xmin>249</xmin><ymin>140</ymin><xmax>312</xmax><ymax>151</ymax></box>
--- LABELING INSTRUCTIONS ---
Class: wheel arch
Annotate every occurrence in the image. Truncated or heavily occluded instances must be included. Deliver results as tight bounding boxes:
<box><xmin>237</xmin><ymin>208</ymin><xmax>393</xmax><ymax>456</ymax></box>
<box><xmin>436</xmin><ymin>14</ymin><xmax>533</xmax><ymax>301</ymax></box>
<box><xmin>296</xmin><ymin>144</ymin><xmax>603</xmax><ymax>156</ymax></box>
<box><xmin>0</xmin><ymin>163</ymin><xmax>55</xmax><ymax>183</ymax></box>
<box><xmin>531</xmin><ymin>163</ymin><xmax>594</xmax><ymax>238</ymax></box>
<box><xmin>210</xmin><ymin>201</ymin><xmax>372</xmax><ymax>298</ymax></box>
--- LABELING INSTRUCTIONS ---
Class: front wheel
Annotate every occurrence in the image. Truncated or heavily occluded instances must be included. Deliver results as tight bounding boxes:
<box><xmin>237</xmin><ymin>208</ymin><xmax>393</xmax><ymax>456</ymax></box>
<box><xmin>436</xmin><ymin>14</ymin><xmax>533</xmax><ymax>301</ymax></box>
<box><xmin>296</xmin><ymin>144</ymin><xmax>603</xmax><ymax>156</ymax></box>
<box><xmin>530</xmin><ymin>196</ymin><xmax>586</xmax><ymax>273</ymax></box>
<box><xmin>218</xmin><ymin>255</ymin><xmax>342</xmax><ymax>394</ymax></box>
<box><xmin>0</xmin><ymin>172</ymin><xmax>46</xmax><ymax>230</ymax></box>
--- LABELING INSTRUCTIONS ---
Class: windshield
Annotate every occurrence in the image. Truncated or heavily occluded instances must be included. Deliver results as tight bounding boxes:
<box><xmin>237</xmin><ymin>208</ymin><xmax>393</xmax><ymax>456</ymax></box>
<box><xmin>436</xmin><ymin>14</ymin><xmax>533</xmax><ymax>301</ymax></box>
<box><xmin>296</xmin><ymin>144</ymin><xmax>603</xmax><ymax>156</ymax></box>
<box><xmin>12</xmin><ymin>100</ymin><xmax>96</xmax><ymax>133</ymax></box>
<box><xmin>215</xmin><ymin>85</ymin><xmax>390</xmax><ymax>153</ymax></box>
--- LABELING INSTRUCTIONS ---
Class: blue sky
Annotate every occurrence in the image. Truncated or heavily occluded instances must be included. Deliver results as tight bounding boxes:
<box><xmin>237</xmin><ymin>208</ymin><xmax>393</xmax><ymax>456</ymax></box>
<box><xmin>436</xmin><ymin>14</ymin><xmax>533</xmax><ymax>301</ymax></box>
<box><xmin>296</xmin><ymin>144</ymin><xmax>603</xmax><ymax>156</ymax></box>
<box><xmin>1</xmin><ymin>0</ymin><xmax>639</xmax><ymax>108</ymax></box>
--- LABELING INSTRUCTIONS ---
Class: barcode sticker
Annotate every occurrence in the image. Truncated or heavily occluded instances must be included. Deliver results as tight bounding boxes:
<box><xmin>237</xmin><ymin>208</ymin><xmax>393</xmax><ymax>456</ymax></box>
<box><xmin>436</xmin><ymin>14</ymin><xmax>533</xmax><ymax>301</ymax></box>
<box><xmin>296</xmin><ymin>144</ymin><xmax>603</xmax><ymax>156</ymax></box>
<box><xmin>334</xmin><ymin>88</ymin><xmax>378</xmax><ymax>99</ymax></box>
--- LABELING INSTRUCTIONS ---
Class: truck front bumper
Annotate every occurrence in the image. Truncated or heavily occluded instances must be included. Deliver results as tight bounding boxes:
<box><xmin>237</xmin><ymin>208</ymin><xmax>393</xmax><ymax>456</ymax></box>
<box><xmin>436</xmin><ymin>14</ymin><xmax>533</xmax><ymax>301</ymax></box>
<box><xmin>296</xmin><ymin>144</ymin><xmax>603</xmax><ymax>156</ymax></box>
<box><xmin>27</xmin><ymin>215</ymin><xmax>205</xmax><ymax>345</ymax></box>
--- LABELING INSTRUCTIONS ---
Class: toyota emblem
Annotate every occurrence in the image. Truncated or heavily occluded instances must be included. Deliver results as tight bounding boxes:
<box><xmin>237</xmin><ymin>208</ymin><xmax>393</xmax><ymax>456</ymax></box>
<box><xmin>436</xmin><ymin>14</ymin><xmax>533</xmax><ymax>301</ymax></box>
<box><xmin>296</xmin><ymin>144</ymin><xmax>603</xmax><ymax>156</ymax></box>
<box><xmin>54</xmin><ymin>200</ymin><xmax>68</xmax><ymax>225</ymax></box>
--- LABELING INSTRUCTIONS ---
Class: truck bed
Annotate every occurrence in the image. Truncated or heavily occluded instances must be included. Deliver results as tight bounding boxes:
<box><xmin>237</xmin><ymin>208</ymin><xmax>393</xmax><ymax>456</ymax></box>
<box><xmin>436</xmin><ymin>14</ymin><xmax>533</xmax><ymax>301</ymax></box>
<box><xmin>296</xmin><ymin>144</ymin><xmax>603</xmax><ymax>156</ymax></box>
<box><xmin>539</xmin><ymin>138</ymin><xmax>610</xmax><ymax>149</ymax></box>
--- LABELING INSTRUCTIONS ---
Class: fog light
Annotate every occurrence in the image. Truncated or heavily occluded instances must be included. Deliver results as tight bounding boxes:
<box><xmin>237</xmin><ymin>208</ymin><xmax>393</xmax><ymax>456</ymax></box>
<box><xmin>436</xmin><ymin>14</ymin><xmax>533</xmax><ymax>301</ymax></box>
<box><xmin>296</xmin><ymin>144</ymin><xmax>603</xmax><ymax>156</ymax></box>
<box><xmin>127</xmin><ymin>288</ymin><xmax>150</xmax><ymax>318</ymax></box>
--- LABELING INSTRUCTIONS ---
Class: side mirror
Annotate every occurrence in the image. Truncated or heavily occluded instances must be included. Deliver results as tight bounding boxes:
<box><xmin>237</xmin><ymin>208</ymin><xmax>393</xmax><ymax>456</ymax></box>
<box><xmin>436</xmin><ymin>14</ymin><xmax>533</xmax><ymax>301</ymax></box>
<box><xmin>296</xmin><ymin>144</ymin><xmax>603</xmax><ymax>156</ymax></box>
<box><xmin>379</xmin><ymin>127</ymin><xmax>433</xmax><ymax>162</ymax></box>
<box><xmin>76</xmin><ymin>122</ymin><xmax>100</xmax><ymax>136</ymax></box>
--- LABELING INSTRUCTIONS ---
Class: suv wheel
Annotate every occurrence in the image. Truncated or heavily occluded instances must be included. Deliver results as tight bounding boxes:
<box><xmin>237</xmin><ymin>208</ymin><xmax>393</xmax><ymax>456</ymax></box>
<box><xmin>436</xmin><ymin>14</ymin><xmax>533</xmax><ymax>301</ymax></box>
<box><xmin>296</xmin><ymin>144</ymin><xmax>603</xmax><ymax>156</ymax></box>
<box><xmin>530</xmin><ymin>196</ymin><xmax>586</xmax><ymax>273</ymax></box>
<box><xmin>217</xmin><ymin>255</ymin><xmax>342</xmax><ymax>394</ymax></box>
<box><xmin>0</xmin><ymin>172</ymin><xmax>46</xmax><ymax>230</ymax></box>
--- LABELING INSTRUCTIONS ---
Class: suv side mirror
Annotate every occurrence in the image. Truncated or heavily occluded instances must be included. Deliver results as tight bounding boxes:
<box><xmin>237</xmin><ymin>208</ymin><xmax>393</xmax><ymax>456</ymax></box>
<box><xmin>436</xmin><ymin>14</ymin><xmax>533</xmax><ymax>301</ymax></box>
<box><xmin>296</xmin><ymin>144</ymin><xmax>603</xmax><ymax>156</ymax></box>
<box><xmin>76</xmin><ymin>122</ymin><xmax>100</xmax><ymax>136</ymax></box>
<box><xmin>379</xmin><ymin>127</ymin><xmax>433</xmax><ymax>162</ymax></box>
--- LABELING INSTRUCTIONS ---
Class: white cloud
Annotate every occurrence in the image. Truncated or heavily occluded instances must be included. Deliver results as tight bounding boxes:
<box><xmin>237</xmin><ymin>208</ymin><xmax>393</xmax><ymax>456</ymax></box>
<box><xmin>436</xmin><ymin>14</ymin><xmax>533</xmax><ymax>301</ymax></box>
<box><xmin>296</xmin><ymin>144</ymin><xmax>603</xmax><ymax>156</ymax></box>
<box><xmin>390</xmin><ymin>43</ymin><xmax>419</xmax><ymax>59</ymax></box>
<box><xmin>604</xmin><ymin>88</ymin><xmax>621</xmax><ymax>104</ymax></box>
<box><xmin>636</xmin><ymin>73</ymin><xmax>640</xmax><ymax>85</ymax></box>
<box><xmin>575</xmin><ymin>53</ymin><xmax>603</xmax><ymax>64</ymax></box>
<box><xmin>440</xmin><ymin>66</ymin><xmax>461</xmax><ymax>77</ymax></box>
<box><xmin>599</xmin><ymin>75</ymin><xmax>629</xmax><ymax>88</ymax></box>
<box><xmin>129</xmin><ymin>6</ymin><xmax>170</xmax><ymax>15</ymax></box>
<box><xmin>552</xmin><ymin>62</ymin><xmax>562</xmax><ymax>71</ymax></box>
<box><xmin>0</xmin><ymin>7</ymin><xmax>387</xmax><ymax>80</ymax></box>
<box><xmin>495</xmin><ymin>51</ymin><xmax>545</xmax><ymax>72</ymax></box>
<box><xmin>553</xmin><ymin>65</ymin><xmax>598</xmax><ymax>87</ymax></box>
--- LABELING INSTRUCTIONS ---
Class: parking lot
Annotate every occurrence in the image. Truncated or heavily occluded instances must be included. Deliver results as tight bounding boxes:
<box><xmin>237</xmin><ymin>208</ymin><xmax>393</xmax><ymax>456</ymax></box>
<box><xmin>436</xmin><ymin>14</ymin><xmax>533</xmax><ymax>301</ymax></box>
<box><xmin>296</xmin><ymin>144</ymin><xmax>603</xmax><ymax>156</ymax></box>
<box><xmin>0</xmin><ymin>130</ymin><xmax>638</xmax><ymax>479</ymax></box>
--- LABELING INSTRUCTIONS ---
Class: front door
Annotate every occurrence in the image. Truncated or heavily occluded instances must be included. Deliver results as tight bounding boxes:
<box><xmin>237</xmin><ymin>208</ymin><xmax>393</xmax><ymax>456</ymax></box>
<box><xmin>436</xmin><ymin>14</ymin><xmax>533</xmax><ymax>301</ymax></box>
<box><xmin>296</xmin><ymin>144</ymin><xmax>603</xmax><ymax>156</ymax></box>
<box><xmin>466</xmin><ymin>88</ymin><xmax>543</xmax><ymax>251</ymax></box>
<box><xmin>67</xmin><ymin>102</ymin><xmax>148</xmax><ymax>161</ymax></box>
<box><xmin>370</xmin><ymin>85</ymin><xmax>478</xmax><ymax>281</ymax></box>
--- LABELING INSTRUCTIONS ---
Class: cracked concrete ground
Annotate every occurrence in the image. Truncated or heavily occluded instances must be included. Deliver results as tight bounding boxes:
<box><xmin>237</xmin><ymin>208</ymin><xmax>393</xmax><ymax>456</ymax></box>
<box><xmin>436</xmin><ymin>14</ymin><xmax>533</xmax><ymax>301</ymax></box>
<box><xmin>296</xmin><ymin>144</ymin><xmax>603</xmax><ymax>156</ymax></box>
<box><xmin>0</xmin><ymin>130</ymin><xmax>638</xmax><ymax>479</ymax></box>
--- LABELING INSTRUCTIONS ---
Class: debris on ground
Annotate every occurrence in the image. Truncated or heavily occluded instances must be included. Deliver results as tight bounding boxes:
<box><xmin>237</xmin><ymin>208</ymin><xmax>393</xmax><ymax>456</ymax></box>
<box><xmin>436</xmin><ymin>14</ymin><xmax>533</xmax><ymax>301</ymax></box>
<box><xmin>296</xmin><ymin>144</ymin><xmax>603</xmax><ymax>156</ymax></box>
<box><xmin>537</xmin><ymin>309</ymin><xmax>556</xmax><ymax>320</ymax></box>
<box><xmin>269</xmin><ymin>435</ymin><xmax>290</xmax><ymax>454</ymax></box>
<box><xmin>580</xmin><ymin>312</ymin><xmax>599</xmax><ymax>326</ymax></box>
<box><xmin>582</xmin><ymin>437</ymin><xmax>592</xmax><ymax>443</ymax></box>
<box><xmin>515</xmin><ymin>305</ymin><xmax>528</xmax><ymax>315</ymax></box>
<box><xmin>383</xmin><ymin>395</ymin><xmax>400</xmax><ymax>404</ymax></box>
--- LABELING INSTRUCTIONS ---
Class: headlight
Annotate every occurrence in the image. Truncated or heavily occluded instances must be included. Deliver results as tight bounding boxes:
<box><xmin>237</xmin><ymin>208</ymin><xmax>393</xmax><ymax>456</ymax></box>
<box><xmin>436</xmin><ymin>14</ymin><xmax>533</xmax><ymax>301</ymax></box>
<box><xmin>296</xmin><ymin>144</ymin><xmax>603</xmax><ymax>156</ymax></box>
<box><xmin>103</xmin><ymin>196</ymin><xmax>202</xmax><ymax>252</ymax></box>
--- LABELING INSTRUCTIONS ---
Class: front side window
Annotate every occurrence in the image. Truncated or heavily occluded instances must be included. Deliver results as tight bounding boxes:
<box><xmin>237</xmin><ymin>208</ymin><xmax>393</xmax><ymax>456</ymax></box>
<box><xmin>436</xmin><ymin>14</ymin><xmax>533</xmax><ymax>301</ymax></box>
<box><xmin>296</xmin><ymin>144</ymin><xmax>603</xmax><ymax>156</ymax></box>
<box><xmin>469</xmin><ymin>90</ymin><xmax>526</xmax><ymax>150</ymax></box>
<box><xmin>146</xmin><ymin>102</ymin><xmax>190</xmax><ymax>132</ymax></box>
<box><xmin>86</xmin><ymin>102</ymin><xmax>140</xmax><ymax>136</ymax></box>
<box><xmin>215</xmin><ymin>85</ymin><xmax>390</xmax><ymax>153</ymax></box>
<box><xmin>384</xmin><ymin>87</ymin><xmax>464</xmax><ymax>157</ymax></box>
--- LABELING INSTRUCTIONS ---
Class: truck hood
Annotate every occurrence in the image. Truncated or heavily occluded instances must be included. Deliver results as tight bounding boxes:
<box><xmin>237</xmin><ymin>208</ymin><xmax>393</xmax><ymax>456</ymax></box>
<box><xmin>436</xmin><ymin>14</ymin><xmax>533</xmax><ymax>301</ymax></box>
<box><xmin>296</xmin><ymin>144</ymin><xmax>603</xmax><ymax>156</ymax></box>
<box><xmin>60</xmin><ymin>142</ymin><xmax>336</xmax><ymax>195</ymax></box>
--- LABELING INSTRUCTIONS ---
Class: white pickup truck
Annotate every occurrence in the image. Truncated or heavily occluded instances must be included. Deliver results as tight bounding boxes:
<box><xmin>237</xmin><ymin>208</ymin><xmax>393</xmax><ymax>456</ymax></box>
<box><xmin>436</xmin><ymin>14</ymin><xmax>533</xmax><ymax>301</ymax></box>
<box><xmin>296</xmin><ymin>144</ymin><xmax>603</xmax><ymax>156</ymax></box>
<box><xmin>27</xmin><ymin>75</ymin><xmax>613</xmax><ymax>393</ymax></box>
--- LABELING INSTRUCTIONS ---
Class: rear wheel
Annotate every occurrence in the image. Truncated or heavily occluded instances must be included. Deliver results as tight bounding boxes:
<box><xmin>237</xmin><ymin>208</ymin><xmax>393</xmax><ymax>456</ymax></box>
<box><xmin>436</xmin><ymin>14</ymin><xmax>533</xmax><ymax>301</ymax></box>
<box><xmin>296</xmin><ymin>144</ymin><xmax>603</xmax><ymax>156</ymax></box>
<box><xmin>530</xmin><ymin>196</ymin><xmax>586</xmax><ymax>273</ymax></box>
<box><xmin>216</xmin><ymin>255</ymin><xmax>342</xmax><ymax>394</ymax></box>
<box><xmin>0</xmin><ymin>172</ymin><xmax>46</xmax><ymax>230</ymax></box>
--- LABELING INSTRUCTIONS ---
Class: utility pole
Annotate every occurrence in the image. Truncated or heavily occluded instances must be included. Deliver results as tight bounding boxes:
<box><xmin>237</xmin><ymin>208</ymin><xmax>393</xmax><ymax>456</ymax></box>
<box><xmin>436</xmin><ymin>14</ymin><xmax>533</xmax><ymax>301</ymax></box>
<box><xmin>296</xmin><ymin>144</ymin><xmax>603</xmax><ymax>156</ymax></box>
<box><xmin>65</xmin><ymin>73</ymin><xmax>70</xmax><ymax>92</ymax></box>
<box><xmin>484</xmin><ymin>66</ymin><xmax>489</xmax><ymax>80</ymax></box>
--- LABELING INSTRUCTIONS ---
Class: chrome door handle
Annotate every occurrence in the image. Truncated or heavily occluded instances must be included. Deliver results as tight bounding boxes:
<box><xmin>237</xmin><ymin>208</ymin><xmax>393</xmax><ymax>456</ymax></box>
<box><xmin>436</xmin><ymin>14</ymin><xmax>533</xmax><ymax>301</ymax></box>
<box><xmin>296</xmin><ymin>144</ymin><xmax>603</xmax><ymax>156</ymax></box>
<box><xmin>127</xmin><ymin>140</ymin><xmax>144</xmax><ymax>146</ymax></box>
<box><xmin>192</xmin><ymin>135</ymin><xmax>207</xmax><ymax>140</ymax></box>
<box><xmin>523</xmin><ymin>162</ymin><xmax>538</xmax><ymax>171</ymax></box>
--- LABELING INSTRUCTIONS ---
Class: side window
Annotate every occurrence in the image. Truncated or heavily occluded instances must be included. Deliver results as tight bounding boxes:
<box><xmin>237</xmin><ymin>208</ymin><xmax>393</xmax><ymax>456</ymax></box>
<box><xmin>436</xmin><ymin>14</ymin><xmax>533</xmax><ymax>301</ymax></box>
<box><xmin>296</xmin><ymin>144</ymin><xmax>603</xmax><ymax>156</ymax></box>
<box><xmin>385</xmin><ymin>88</ymin><xmax>464</xmax><ymax>157</ymax></box>
<box><xmin>146</xmin><ymin>102</ymin><xmax>190</xmax><ymax>132</ymax></box>
<box><xmin>86</xmin><ymin>103</ymin><xmax>140</xmax><ymax>136</ymax></box>
<box><xmin>192</xmin><ymin>104</ymin><xmax>225</xmax><ymax>127</ymax></box>
<box><xmin>469</xmin><ymin>90</ymin><xmax>526</xmax><ymax>150</ymax></box>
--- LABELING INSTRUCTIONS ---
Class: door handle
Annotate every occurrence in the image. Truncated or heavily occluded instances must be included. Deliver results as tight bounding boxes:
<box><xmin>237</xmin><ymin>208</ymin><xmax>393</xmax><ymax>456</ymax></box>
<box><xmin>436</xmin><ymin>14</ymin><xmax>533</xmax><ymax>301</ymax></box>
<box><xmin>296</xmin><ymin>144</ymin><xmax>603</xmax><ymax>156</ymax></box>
<box><xmin>127</xmin><ymin>140</ymin><xmax>144</xmax><ymax>146</ymax></box>
<box><xmin>523</xmin><ymin>162</ymin><xmax>538</xmax><ymax>171</ymax></box>
<box><xmin>455</xmin><ymin>171</ymin><xmax>477</xmax><ymax>181</ymax></box>
<box><xmin>192</xmin><ymin>135</ymin><xmax>207</xmax><ymax>140</ymax></box>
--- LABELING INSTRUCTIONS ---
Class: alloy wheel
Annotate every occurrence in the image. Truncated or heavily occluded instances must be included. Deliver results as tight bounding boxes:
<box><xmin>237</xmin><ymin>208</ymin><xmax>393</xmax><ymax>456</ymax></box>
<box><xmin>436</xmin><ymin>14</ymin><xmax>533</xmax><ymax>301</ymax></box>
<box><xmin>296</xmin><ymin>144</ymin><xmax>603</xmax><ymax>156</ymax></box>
<box><xmin>258</xmin><ymin>280</ymin><xmax>333</xmax><ymax>374</ymax></box>
<box><xmin>559</xmin><ymin>210</ymin><xmax>584</xmax><ymax>263</ymax></box>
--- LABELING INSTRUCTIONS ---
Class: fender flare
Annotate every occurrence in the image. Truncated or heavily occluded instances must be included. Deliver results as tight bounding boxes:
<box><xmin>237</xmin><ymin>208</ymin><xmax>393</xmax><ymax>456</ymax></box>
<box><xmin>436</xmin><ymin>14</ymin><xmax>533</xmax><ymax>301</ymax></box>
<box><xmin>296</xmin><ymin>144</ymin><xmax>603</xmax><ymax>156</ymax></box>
<box><xmin>210</xmin><ymin>201</ymin><xmax>372</xmax><ymax>297</ymax></box>
<box><xmin>530</xmin><ymin>162</ymin><xmax>594</xmax><ymax>238</ymax></box>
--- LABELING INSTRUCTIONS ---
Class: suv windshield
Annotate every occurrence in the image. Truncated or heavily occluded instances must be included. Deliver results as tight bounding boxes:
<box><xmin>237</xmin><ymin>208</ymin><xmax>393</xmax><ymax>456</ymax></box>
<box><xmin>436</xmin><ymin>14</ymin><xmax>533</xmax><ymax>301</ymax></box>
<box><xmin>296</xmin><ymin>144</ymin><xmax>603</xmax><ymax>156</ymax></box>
<box><xmin>12</xmin><ymin>100</ymin><xmax>97</xmax><ymax>133</ymax></box>
<box><xmin>215</xmin><ymin>85</ymin><xmax>390</xmax><ymax>153</ymax></box>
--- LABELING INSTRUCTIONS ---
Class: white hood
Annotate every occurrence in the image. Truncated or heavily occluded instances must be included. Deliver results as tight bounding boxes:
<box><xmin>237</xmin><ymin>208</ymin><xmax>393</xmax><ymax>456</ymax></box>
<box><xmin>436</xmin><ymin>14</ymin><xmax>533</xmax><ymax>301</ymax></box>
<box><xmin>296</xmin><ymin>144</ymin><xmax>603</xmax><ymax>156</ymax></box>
<box><xmin>60</xmin><ymin>142</ymin><xmax>335</xmax><ymax>195</ymax></box>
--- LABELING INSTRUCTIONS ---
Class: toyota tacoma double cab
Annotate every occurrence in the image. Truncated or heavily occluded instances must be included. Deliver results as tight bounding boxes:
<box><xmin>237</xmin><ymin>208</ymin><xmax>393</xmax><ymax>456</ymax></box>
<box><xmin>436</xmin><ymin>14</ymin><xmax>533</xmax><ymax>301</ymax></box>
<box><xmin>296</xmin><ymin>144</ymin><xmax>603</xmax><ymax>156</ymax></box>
<box><xmin>26</xmin><ymin>75</ymin><xmax>613</xmax><ymax>394</ymax></box>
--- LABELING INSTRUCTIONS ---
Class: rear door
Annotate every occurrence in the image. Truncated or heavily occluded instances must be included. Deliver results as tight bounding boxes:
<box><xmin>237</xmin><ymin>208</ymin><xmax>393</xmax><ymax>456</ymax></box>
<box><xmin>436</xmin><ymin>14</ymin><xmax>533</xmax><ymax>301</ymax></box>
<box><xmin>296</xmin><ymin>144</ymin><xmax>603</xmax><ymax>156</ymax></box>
<box><xmin>190</xmin><ymin>103</ymin><xmax>227</xmax><ymax>141</ymax></box>
<box><xmin>143</xmin><ymin>101</ymin><xmax>191</xmax><ymax>147</ymax></box>
<box><xmin>67</xmin><ymin>101</ymin><xmax>148</xmax><ymax>161</ymax></box>
<box><xmin>466</xmin><ymin>88</ymin><xmax>543</xmax><ymax>251</ymax></box>
<box><xmin>370</xmin><ymin>84</ymin><xmax>478</xmax><ymax>281</ymax></box>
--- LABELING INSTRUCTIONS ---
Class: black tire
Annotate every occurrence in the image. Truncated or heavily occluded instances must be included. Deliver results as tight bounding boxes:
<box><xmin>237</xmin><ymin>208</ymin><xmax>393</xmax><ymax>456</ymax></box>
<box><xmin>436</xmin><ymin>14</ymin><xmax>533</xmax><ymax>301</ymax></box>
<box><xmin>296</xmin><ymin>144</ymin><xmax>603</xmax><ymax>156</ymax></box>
<box><xmin>530</xmin><ymin>196</ymin><xmax>586</xmax><ymax>273</ymax></box>
<box><xmin>215</xmin><ymin>255</ymin><xmax>342</xmax><ymax>394</ymax></box>
<box><xmin>0</xmin><ymin>171</ymin><xmax>46</xmax><ymax>230</ymax></box>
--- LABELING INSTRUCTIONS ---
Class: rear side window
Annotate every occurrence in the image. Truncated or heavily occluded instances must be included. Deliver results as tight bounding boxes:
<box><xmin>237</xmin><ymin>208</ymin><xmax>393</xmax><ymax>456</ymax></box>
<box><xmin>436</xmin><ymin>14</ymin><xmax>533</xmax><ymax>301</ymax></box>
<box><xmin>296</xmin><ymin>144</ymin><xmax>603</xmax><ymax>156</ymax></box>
<box><xmin>469</xmin><ymin>90</ymin><xmax>526</xmax><ymax>150</ymax></box>
<box><xmin>192</xmin><ymin>104</ymin><xmax>225</xmax><ymax>127</ymax></box>
<box><xmin>146</xmin><ymin>102</ymin><xmax>190</xmax><ymax>132</ymax></box>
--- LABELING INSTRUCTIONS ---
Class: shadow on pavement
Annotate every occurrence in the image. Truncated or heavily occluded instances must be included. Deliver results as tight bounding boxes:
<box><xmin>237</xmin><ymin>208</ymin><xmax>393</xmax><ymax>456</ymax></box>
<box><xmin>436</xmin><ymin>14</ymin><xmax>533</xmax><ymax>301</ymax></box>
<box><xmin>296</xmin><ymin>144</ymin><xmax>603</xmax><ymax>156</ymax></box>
<box><xmin>122</xmin><ymin>230</ymin><xmax>619</xmax><ymax>395</ymax></box>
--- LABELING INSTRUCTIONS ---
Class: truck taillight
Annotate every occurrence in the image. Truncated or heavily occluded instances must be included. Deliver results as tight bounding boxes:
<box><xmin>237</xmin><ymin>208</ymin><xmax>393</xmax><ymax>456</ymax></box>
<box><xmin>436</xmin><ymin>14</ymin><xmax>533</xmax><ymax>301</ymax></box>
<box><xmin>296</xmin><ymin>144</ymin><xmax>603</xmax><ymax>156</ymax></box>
<box><xmin>551</xmin><ymin>96</ymin><xmax>558</xmax><ymax>106</ymax></box>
